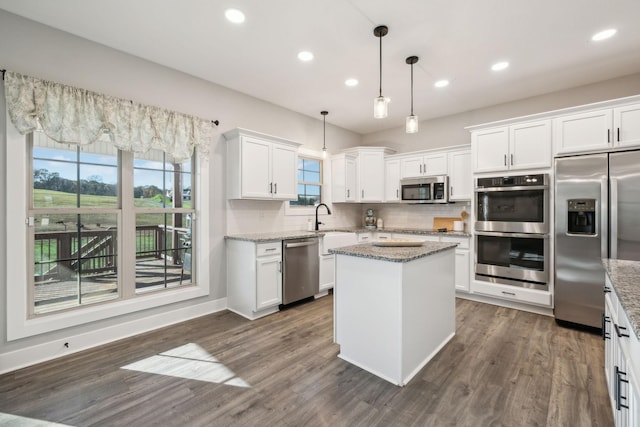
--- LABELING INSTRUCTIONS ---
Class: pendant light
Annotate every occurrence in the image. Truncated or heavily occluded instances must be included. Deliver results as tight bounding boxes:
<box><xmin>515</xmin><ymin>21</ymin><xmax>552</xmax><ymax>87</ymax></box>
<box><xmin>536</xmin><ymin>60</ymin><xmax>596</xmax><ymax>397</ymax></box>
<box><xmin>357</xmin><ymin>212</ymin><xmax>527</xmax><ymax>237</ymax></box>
<box><xmin>405</xmin><ymin>56</ymin><xmax>419</xmax><ymax>133</ymax></box>
<box><xmin>321</xmin><ymin>111</ymin><xmax>328</xmax><ymax>159</ymax></box>
<box><xmin>373</xmin><ymin>25</ymin><xmax>389</xmax><ymax>119</ymax></box>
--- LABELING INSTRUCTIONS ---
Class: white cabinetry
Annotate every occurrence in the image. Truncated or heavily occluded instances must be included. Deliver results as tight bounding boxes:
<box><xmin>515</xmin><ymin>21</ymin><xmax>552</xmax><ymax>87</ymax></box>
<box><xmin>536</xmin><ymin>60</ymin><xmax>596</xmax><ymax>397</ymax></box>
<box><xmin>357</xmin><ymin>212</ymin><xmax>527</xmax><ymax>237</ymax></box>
<box><xmin>358</xmin><ymin>149</ymin><xmax>386</xmax><ymax>202</ymax></box>
<box><xmin>225</xmin><ymin>128</ymin><xmax>300</xmax><ymax>200</ymax></box>
<box><xmin>554</xmin><ymin>103</ymin><xmax>640</xmax><ymax>154</ymax></box>
<box><xmin>384</xmin><ymin>159</ymin><xmax>401</xmax><ymax>202</ymax></box>
<box><xmin>331</xmin><ymin>153</ymin><xmax>357</xmax><ymax>203</ymax></box>
<box><xmin>472</xmin><ymin>120</ymin><xmax>551</xmax><ymax>173</ymax></box>
<box><xmin>448</xmin><ymin>150</ymin><xmax>472</xmax><ymax>201</ymax></box>
<box><xmin>391</xmin><ymin>233</ymin><xmax>471</xmax><ymax>292</ymax></box>
<box><xmin>400</xmin><ymin>153</ymin><xmax>447</xmax><ymax>178</ymax></box>
<box><xmin>227</xmin><ymin>240</ymin><xmax>282</xmax><ymax>320</ymax></box>
<box><xmin>604</xmin><ymin>276</ymin><xmax>640</xmax><ymax>426</ymax></box>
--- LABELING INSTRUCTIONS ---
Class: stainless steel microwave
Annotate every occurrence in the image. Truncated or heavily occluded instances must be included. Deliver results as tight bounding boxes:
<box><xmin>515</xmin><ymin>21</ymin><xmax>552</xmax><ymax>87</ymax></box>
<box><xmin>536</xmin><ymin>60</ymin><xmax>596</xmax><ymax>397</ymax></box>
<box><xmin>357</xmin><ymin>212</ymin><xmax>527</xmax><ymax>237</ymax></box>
<box><xmin>400</xmin><ymin>176</ymin><xmax>449</xmax><ymax>204</ymax></box>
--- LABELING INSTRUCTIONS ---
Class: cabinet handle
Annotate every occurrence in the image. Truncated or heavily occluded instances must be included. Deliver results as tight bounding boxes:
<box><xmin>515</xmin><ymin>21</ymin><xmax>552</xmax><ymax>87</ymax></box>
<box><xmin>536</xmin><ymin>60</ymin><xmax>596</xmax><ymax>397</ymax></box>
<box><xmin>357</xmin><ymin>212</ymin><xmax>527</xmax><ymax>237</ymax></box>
<box><xmin>450</xmin><ymin>186</ymin><xmax>453</xmax><ymax>196</ymax></box>
<box><xmin>423</xmin><ymin>163</ymin><xmax>426</xmax><ymax>174</ymax></box>
<box><xmin>274</xmin><ymin>183</ymin><xmax>277</xmax><ymax>194</ymax></box>
<box><xmin>501</xmin><ymin>291</ymin><xmax>516</xmax><ymax>296</ymax></box>
<box><xmin>347</xmin><ymin>189</ymin><xmax>350</xmax><ymax>198</ymax></box>
<box><xmin>419</xmin><ymin>164</ymin><xmax>422</xmax><ymax>174</ymax></box>
<box><xmin>265</xmin><ymin>248</ymin><xmax>277</xmax><ymax>252</ymax></box>
<box><xmin>617</xmin><ymin>127</ymin><xmax>620</xmax><ymax>142</ymax></box>
<box><xmin>396</xmin><ymin>189</ymin><xmax>399</xmax><ymax>198</ymax></box>
<box><xmin>278</xmin><ymin>261</ymin><xmax>282</xmax><ymax>273</ymax></box>
<box><xmin>362</xmin><ymin>189</ymin><xmax>364</xmax><ymax>198</ymax></box>
<box><xmin>614</xmin><ymin>323</ymin><xmax>630</xmax><ymax>338</ymax></box>
<box><xmin>615</xmin><ymin>366</ymin><xmax>629</xmax><ymax>411</ymax></box>
<box><xmin>504</xmin><ymin>154</ymin><xmax>507</xmax><ymax>166</ymax></box>
<box><xmin>602</xmin><ymin>314</ymin><xmax>611</xmax><ymax>340</ymax></box>
<box><xmin>510</xmin><ymin>153</ymin><xmax>513</xmax><ymax>165</ymax></box>
<box><xmin>269</xmin><ymin>182</ymin><xmax>273</xmax><ymax>194</ymax></box>
<box><xmin>604</xmin><ymin>286</ymin><xmax>611</xmax><ymax>294</ymax></box>
<box><xmin>608</xmin><ymin>129</ymin><xmax>611</xmax><ymax>143</ymax></box>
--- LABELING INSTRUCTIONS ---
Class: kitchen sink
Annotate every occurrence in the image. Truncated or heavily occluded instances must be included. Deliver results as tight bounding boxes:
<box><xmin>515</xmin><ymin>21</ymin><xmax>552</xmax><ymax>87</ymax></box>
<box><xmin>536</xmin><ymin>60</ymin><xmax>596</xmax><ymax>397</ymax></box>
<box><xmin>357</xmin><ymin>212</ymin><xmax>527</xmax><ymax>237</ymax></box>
<box><xmin>320</xmin><ymin>232</ymin><xmax>357</xmax><ymax>254</ymax></box>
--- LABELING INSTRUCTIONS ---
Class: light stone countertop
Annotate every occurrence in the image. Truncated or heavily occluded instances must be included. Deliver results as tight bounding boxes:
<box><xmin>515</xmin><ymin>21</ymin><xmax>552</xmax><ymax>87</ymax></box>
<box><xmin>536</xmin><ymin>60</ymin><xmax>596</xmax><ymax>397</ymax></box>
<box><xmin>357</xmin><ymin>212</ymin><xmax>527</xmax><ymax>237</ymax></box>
<box><xmin>225</xmin><ymin>227</ymin><xmax>471</xmax><ymax>242</ymax></box>
<box><xmin>329</xmin><ymin>241</ymin><xmax>458</xmax><ymax>263</ymax></box>
<box><xmin>602</xmin><ymin>258</ymin><xmax>640</xmax><ymax>340</ymax></box>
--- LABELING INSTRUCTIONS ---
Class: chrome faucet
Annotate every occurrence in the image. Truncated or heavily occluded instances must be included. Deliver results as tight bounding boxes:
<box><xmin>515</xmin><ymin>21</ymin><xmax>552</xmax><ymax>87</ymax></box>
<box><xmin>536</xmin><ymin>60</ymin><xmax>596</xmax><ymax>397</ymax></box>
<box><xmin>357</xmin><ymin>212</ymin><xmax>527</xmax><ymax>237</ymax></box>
<box><xmin>315</xmin><ymin>203</ymin><xmax>332</xmax><ymax>231</ymax></box>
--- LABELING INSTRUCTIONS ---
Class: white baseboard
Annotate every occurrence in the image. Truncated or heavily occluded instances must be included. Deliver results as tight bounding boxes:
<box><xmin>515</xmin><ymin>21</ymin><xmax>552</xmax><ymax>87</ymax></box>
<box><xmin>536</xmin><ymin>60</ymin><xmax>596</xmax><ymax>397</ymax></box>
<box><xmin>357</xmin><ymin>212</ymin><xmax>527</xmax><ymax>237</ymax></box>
<box><xmin>455</xmin><ymin>291</ymin><xmax>554</xmax><ymax>317</ymax></box>
<box><xmin>0</xmin><ymin>297</ymin><xmax>227</xmax><ymax>375</ymax></box>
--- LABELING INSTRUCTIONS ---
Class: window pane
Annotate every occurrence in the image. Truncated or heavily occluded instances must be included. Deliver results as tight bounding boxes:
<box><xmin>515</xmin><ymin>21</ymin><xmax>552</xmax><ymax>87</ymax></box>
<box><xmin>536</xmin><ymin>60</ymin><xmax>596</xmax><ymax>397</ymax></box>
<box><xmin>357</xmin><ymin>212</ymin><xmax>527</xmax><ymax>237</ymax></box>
<box><xmin>33</xmin><ymin>133</ymin><xmax>118</xmax><ymax>208</ymax></box>
<box><xmin>303</xmin><ymin>170</ymin><xmax>320</xmax><ymax>183</ymax></box>
<box><xmin>134</xmin><ymin>150</ymin><xmax>192</xmax><ymax>209</ymax></box>
<box><xmin>304</xmin><ymin>159</ymin><xmax>320</xmax><ymax>173</ymax></box>
<box><xmin>291</xmin><ymin>157</ymin><xmax>322</xmax><ymax>207</ymax></box>
<box><xmin>135</xmin><ymin>213</ymin><xmax>193</xmax><ymax>292</ymax></box>
<box><xmin>33</xmin><ymin>213</ymin><xmax>118</xmax><ymax>314</ymax></box>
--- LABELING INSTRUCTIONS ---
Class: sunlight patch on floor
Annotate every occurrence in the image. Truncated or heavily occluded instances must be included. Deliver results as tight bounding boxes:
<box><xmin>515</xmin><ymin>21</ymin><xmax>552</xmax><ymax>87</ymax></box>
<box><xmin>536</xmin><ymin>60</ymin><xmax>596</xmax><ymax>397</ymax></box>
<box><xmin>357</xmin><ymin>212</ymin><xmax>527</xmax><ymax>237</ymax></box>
<box><xmin>0</xmin><ymin>413</ymin><xmax>73</xmax><ymax>426</ymax></box>
<box><xmin>121</xmin><ymin>343</ymin><xmax>250</xmax><ymax>388</ymax></box>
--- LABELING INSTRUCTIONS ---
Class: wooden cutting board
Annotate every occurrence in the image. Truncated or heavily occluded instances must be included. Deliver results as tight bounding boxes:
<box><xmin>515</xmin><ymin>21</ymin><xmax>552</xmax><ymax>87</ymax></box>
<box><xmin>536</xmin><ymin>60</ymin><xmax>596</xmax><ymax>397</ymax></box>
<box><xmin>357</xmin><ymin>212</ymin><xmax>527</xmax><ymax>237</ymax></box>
<box><xmin>433</xmin><ymin>217</ymin><xmax>461</xmax><ymax>231</ymax></box>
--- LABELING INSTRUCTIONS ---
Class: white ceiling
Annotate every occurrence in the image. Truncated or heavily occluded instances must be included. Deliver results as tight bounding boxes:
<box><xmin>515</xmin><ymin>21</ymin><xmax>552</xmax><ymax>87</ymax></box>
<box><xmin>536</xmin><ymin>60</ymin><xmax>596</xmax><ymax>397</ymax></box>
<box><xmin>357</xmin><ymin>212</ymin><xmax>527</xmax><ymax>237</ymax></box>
<box><xmin>2</xmin><ymin>0</ymin><xmax>640</xmax><ymax>134</ymax></box>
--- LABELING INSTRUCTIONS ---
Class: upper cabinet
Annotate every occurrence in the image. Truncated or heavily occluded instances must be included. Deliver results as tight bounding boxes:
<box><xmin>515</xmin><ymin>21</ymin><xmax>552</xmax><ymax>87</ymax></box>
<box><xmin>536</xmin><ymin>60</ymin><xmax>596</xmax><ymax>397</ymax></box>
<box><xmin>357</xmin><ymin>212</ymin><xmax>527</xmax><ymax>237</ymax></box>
<box><xmin>331</xmin><ymin>153</ymin><xmax>357</xmax><ymax>203</ymax></box>
<box><xmin>554</xmin><ymin>103</ymin><xmax>640</xmax><ymax>155</ymax></box>
<box><xmin>448</xmin><ymin>150</ymin><xmax>472</xmax><ymax>201</ymax></box>
<box><xmin>357</xmin><ymin>149</ymin><xmax>387</xmax><ymax>202</ymax></box>
<box><xmin>384</xmin><ymin>159</ymin><xmax>401</xmax><ymax>202</ymax></box>
<box><xmin>472</xmin><ymin>120</ymin><xmax>551</xmax><ymax>173</ymax></box>
<box><xmin>224</xmin><ymin>128</ymin><xmax>300</xmax><ymax>200</ymax></box>
<box><xmin>400</xmin><ymin>152</ymin><xmax>447</xmax><ymax>178</ymax></box>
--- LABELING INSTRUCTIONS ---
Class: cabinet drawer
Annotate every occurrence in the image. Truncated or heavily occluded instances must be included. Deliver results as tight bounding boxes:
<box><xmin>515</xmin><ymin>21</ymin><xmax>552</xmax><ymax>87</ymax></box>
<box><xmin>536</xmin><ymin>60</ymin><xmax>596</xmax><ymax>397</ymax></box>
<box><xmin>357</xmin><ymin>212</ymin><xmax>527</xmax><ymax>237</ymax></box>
<box><xmin>256</xmin><ymin>242</ymin><xmax>282</xmax><ymax>257</ymax></box>
<box><xmin>472</xmin><ymin>281</ymin><xmax>552</xmax><ymax>307</ymax></box>
<box><xmin>357</xmin><ymin>232</ymin><xmax>373</xmax><ymax>242</ymax></box>
<box><xmin>441</xmin><ymin>236</ymin><xmax>470</xmax><ymax>249</ymax></box>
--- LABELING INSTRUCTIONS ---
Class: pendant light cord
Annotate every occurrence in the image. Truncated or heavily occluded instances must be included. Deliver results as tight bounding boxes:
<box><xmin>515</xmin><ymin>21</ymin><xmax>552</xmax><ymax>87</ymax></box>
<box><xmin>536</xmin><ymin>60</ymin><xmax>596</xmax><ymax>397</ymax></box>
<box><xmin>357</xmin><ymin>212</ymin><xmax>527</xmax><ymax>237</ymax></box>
<box><xmin>379</xmin><ymin>35</ymin><xmax>383</xmax><ymax>97</ymax></box>
<box><xmin>410</xmin><ymin>62</ymin><xmax>414</xmax><ymax>115</ymax></box>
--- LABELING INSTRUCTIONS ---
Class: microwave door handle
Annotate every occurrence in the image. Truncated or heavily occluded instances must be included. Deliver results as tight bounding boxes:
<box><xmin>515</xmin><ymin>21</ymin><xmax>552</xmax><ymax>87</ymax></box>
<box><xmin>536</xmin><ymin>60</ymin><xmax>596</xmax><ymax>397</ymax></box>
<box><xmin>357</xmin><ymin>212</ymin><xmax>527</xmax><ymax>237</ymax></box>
<box><xmin>609</xmin><ymin>177</ymin><xmax>616</xmax><ymax>259</ymax></box>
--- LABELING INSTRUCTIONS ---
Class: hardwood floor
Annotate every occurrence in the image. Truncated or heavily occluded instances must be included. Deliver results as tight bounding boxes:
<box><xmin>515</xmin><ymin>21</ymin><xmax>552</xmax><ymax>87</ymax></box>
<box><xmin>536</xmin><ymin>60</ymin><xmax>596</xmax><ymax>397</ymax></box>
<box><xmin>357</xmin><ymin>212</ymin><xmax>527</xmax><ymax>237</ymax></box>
<box><xmin>0</xmin><ymin>296</ymin><xmax>613</xmax><ymax>426</ymax></box>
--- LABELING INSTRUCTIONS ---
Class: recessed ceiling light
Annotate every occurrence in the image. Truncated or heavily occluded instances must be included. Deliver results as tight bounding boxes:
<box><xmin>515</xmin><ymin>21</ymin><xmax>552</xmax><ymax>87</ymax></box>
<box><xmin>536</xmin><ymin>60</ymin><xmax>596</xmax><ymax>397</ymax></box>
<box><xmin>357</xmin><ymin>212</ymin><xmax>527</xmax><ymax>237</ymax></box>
<box><xmin>224</xmin><ymin>8</ymin><xmax>245</xmax><ymax>24</ymax></box>
<box><xmin>491</xmin><ymin>61</ymin><xmax>509</xmax><ymax>71</ymax></box>
<box><xmin>345</xmin><ymin>78</ymin><xmax>359</xmax><ymax>87</ymax></box>
<box><xmin>297</xmin><ymin>51</ymin><xmax>314</xmax><ymax>62</ymax></box>
<box><xmin>592</xmin><ymin>28</ymin><xmax>617</xmax><ymax>41</ymax></box>
<box><xmin>434</xmin><ymin>79</ymin><xmax>450</xmax><ymax>88</ymax></box>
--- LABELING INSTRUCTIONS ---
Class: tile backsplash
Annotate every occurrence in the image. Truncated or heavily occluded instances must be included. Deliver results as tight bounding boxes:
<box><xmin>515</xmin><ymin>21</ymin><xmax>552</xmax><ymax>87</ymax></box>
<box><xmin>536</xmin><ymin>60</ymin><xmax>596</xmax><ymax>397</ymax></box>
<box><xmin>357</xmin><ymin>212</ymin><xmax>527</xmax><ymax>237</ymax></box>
<box><xmin>363</xmin><ymin>202</ymin><xmax>471</xmax><ymax>230</ymax></box>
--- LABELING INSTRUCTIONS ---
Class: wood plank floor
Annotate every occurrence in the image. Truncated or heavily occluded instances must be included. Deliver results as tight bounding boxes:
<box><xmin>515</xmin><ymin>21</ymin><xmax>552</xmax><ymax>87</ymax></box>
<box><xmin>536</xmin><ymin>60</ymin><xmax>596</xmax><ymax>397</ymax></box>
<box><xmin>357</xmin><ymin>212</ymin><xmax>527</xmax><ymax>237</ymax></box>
<box><xmin>0</xmin><ymin>296</ymin><xmax>613</xmax><ymax>426</ymax></box>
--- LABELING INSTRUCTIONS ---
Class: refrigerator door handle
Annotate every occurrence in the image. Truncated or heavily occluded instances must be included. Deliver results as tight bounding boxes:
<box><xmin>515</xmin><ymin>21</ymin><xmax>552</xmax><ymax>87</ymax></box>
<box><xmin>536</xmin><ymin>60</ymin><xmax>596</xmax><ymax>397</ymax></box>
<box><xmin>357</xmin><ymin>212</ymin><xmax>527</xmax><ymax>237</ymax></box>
<box><xmin>610</xmin><ymin>177</ymin><xmax>618</xmax><ymax>259</ymax></box>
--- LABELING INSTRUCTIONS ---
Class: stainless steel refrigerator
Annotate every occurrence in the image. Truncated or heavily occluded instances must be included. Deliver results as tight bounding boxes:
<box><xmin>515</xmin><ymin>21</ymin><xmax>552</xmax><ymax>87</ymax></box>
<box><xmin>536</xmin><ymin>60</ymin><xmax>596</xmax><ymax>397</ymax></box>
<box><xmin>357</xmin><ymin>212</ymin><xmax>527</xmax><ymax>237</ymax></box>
<box><xmin>555</xmin><ymin>150</ymin><xmax>640</xmax><ymax>328</ymax></box>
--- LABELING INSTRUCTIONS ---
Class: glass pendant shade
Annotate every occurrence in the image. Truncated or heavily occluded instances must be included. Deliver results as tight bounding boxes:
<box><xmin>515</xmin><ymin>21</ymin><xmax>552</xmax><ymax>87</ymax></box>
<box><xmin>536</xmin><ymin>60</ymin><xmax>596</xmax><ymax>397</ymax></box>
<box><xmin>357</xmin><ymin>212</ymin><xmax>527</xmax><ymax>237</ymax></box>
<box><xmin>322</xmin><ymin>147</ymin><xmax>327</xmax><ymax>159</ymax></box>
<box><xmin>374</xmin><ymin>96</ymin><xmax>389</xmax><ymax>119</ymax></box>
<box><xmin>406</xmin><ymin>114</ymin><xmax>419</xmax><ymax>133</ymax></box>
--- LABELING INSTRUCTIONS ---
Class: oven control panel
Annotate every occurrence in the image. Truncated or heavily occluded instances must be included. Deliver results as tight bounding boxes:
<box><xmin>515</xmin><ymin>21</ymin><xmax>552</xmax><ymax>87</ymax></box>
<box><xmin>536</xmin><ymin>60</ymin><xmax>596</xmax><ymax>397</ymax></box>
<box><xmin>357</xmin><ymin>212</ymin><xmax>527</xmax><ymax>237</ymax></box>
<box><xmin>477</xmin><ymin>173</ymin><xmax>547</xmax><ymax>188</ymax></box>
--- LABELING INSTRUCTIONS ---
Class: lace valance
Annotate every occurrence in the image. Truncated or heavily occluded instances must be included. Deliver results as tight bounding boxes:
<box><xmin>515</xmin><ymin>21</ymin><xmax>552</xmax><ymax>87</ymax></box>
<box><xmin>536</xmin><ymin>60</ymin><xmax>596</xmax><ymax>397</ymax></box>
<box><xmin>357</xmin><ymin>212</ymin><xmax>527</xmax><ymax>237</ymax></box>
<box><xmin>4</xmin><ymin>71</ymin><xmax>214</xmax><ymax>162</ymax></box>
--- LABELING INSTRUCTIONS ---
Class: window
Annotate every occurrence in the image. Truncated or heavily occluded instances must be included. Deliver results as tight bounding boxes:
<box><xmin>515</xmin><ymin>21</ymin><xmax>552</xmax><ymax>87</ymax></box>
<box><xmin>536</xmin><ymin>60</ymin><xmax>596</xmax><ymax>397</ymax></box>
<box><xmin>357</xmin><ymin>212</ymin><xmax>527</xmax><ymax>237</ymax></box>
<box><xmin>29</xmin><ymin>133</ymin><xmax>195</xmax><ymax>315</ymax></box>
<box><xmin>291</xmin><ymin>157</ymin><xmax>322</xmax><ymax>206</ymax></box>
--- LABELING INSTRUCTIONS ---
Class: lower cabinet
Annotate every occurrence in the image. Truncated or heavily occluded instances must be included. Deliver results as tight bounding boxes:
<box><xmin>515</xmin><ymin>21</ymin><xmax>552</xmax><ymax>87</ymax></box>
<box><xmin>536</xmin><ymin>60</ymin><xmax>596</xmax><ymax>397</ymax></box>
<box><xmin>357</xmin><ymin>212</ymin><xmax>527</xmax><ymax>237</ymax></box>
<box><xmin>227</xmin><ymin>239</ymin><xmax>282</xmax><ymax>320</ymax></box>
<box><xmin>604</xmin><ymin>276</ymin><xmax>640</xmax><ymax>426</ymax></box>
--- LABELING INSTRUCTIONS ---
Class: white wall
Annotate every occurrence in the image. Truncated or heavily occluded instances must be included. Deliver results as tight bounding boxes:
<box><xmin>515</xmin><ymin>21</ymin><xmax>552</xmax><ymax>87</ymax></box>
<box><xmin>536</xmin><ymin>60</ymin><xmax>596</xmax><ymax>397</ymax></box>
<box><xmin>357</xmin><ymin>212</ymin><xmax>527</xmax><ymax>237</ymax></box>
<box><xmin>362</xmin><ymin>72</ymin><xmax>640</xmax><ymax>152</ymax></box>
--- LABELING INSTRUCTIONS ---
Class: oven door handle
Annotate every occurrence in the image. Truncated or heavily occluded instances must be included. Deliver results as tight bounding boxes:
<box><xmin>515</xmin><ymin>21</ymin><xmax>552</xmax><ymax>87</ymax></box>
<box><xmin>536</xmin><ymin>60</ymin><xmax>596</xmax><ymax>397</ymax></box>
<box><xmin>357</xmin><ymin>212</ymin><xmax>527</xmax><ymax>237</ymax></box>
<box><xmin>475</xmin><ymin>231</ymin><xmax>549</xmax><ymax>239</ymax></box>
<box><xmin>474</xmin><ymin>185</ymin><xmax>548</xmax><ymax>192</ymax></box>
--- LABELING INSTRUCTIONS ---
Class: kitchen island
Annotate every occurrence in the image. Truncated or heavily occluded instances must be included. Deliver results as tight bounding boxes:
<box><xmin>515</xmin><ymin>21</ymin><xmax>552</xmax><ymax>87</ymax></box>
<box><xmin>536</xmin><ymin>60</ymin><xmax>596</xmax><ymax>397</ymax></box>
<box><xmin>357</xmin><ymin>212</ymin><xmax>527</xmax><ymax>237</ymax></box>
<box><xmin>330</xmin><ymin>241</ymin><xmax>457</xmax><ymax>386</ymax></box>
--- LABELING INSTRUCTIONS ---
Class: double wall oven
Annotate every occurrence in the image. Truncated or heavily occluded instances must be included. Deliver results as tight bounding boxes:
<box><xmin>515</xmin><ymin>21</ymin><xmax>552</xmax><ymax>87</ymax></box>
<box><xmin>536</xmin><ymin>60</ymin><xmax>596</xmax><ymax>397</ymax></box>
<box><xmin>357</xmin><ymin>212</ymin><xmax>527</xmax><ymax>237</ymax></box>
<box><xmin>474</xmin><ymin>174</ymin><xmax>550</xmax><ymax>290</ymax></box>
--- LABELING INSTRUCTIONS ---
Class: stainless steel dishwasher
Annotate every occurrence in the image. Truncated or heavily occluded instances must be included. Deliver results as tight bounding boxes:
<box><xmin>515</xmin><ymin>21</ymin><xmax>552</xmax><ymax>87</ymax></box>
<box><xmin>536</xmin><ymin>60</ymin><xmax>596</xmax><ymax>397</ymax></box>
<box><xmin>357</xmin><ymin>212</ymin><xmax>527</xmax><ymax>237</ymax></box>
<box><xmin>282</xmin><ymin>237</ymin><xmax>319</xmax><ymax>305</ymax></box>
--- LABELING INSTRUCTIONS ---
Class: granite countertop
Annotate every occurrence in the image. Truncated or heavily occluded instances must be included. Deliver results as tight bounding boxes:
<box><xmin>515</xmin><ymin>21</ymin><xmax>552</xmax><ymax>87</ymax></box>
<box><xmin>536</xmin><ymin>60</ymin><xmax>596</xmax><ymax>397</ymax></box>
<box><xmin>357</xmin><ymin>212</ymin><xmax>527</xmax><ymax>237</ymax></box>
<box><xmin>329</xmin><ymin>241</ymin><xmax>458</xmax><ymax>263</ymax></box>
<box><xmin>602</xmin><ymin>258</ymin><xmax>640</xmax><ymax>340</ymax></box>
<box><xmin>225</xmin><ymin>227</ymin><xmax>470</xmax><ymax>242</ymax></box>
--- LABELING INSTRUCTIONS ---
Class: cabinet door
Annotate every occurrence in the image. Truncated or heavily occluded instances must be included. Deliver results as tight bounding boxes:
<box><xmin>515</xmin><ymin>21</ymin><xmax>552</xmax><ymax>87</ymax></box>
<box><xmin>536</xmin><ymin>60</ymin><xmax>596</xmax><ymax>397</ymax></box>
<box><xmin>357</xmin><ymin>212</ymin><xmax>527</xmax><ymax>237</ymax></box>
<box><xmin>472</xmin><ymin>127</ymin><xmax>509</xmax><ymax>173</ymax></box>
<box><xmin>241</xmin><ymin>136</ymin><xmax>271</xmax><ymax>198</ymax></box>
<box><xmin>509</xmin><ymin>120</ymin><xmax>551</xmax><ymax>170</ymax></box>
<box><xmin>359</xmin><ymin>151</ymin><xmax>384</xmax><ymax>201</ymax></box>
<box><xmin>614</xmin><ymin>104</ymin><xmax>640</xmax><ymax>148</ymax></box>
<box><xmin>424</xmin><ymin>153</ymin><xmax>448</xmax><ymax>175</ymax></box>
<box><xmin>345</xmin><ymin>158</ymin><xmax>357</xmax><ymax>202</ymax></box>
<box><xmin>256</xmin><ymin>256</ymin><xmax>282</xmax><ymax>310</ymax></box>
<box><xmin>448</xmin><ymin>151</ymin><xmax>471</xmax><ymax>201</ymax></box>
<box><xmin>605</xmin><ymin>294</ymin><xmax>616</xmax><ymax>410</ymax></box>
<box><xmin>454</xmin><ymin>249</ymin><xmax>470</xmax><ymax>292</ymax></box>
<box><xmin>384</xmin><ymin>159</ymin><xmax>401</xmax><ymax>202</ymax></box>
<box><xmin>271</xmin><ymin>143</ymin><xmax>297</xmax><ymax>200</ymax></box>
<box><xmin>319</xmin><ymin>254</ymin><xmax>334</xmax><ymax>292</ymax></box>
<box><xmin>400</xmin><ymin>156</ymin><xmax>424</xmax><ymax>178</ymax></box>
<box><xmin>553</xmin><ymin>109</ymin><xmax>612</xmax><ymax>155</ymax></box>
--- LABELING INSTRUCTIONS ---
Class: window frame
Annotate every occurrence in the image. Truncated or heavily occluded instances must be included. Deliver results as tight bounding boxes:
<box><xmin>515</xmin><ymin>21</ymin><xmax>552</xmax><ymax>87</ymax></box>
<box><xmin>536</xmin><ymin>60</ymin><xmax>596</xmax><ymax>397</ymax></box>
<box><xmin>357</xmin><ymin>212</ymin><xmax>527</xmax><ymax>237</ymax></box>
<box><xmin>6</xmin><ymin>113</ymin><xmax>210</xmax><ymax>341</ymax></box>
<box><xmin>285</xmin><ymin>149</ymin><xmax>330</xmax><ymax>216</ymax></box>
